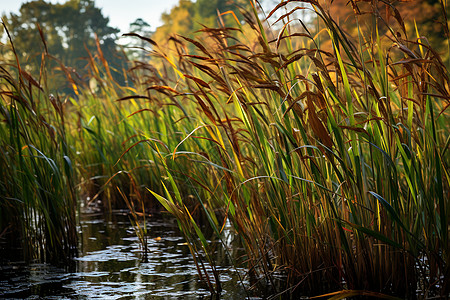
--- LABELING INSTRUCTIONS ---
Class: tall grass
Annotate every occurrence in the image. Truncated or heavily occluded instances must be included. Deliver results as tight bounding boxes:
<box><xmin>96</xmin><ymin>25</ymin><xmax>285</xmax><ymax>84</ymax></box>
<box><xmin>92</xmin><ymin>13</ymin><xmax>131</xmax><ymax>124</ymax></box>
<box><xmin>0</xmin><ymin>24</ymin><xmax>76</xmax><ymax>263</ymax></box>
<box><xmin>62</xmin><ymin>36</ymin><xmax>204</xmax><ymax>210</ymax></box>
<box><xmin>133</xmin><ymin>0</ymin><xmax>449</xmax><ymax>297</ymax></box>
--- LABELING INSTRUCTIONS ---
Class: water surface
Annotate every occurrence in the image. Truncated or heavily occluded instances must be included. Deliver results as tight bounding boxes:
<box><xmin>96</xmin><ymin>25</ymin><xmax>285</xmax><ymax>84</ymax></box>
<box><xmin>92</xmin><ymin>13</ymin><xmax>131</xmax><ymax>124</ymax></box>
<box><xmin>0</xmin><ymin>211</ymin><xmax>253</xmax><ymax>299</ymax></box>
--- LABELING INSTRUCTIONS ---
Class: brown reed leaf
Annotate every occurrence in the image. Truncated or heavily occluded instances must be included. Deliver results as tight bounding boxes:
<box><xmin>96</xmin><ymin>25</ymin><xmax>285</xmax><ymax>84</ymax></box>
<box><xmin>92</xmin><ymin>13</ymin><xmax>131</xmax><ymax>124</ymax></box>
<box><xmin>116</xmin><ymin>95</ymin><xmax>152</xmax><ymax>102</ymax></box>
<box><xmin>251</xmin><ymin>84</ymin><xmax>280</xmax><ymax>91</ymax></box>
<box><xmin>182</xmin><ymin>54</ymin><xmax>214</xmax><ymax>61</ymax></box>
<box><xmin>267</xmin><ymin>0</ymin><xmax>319</xmax><ymax>20</ymax></box>
<box><xmin>36</xmin><ymin>23</ymin><xmax>48</xmax><ymax>54</ymax></box>
<box><xmin>20</xmin><ymin>70</ymin><xmax>42</xmax><ymax>91</ymax></box>
<box><xmin>146</xmin><ymin>85</ymin><xmax>180</xmax><ymax>96</ymax></box>
<box><xmin>179</xmin><ymin>35</ymin><xmax>213</xmax><ymax>58</ymax></box>
<box><xmin>187</xmin><ymin>61</ymin><xmax>228</xmax><ymax>91</ymax></box>
<box><xmin>194</xmin><ymin>94</ymin><xmax>216</xmax><ymax>124</ymax></box>
<box><xmin>196</xmin><ymin>27</ymin><xmax>240</xmax><ymax>34</ymax></box>
<box><xmin>279</xmin><ymin>53</ymin><xmax>305</xmax><ymax>69</ymax></box>
<box><xmin>338</xmin><ymin>125</ymin><xmax>369</xmax><ymax>136</ymax></box>
<box><xmin>123</xmin><ymin>32</ymin><xmax>157</xmax><ymax>47</ymax></box>
<box><xmin>275</xmin><ymin>33</ymin><xmax>312</xmax><ymax>50</ymax></box>
<box><xmin>272</xmin><ymin>7</ymin><xmax>310</xmax><ymax>25</ymax></box>
<box><xmin>225</xmin><ymin>44</ymin><xmax>252</xmax><ymax>52</ymax></box>
<box><xmin>127</xmin><ymin>109</ymin><xmax>156</xmax><ymax>118</ymax></box>
<box><xmin>307</xmin><ymin>96</ymin><xmax>333</xmax><ymax>149</ymax></box>
<box><xmin>382</xmin><ymin>0</ymin><xmax>407</xmax><ymax>36</ymax></box>
<box><xmin>184</xmin><ymin>74</ymin><xmax>211</xmax><ymax>89</ymax></box>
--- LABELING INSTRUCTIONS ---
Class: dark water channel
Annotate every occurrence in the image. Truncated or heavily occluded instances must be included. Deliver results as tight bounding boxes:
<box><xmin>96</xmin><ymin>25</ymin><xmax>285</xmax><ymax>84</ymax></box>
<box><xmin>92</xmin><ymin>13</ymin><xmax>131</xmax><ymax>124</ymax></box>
<box><xmin>0</xmin><ymin>211</ymin><xmax>256</xmax><ymax>299</ymax></box>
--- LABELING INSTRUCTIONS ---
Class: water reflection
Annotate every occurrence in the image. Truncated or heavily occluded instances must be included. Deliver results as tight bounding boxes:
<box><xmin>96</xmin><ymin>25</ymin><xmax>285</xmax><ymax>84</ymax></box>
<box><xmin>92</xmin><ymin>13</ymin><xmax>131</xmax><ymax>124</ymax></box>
<box><xmin>0</xmin><ymin>212</ymin><xmax>252</xmax><ymax>299</ymax></box>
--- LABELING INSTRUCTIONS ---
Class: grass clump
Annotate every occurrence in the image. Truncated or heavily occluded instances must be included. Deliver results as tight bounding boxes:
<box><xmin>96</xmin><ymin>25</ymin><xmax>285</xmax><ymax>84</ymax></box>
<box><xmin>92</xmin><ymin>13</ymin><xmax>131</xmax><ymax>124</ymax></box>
<box><xmin>0</xmin><ymin>25</ymin><xmax>77</xmax><ymax>263</ymax></box>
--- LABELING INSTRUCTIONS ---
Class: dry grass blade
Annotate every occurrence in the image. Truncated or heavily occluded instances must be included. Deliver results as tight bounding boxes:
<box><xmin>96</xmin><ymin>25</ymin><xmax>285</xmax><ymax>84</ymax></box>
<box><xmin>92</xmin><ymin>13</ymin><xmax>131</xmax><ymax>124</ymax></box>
<box><xmin>123</xmin><ymin>32</ymin><xmax>158</xmax><ymax>47</ymax></box>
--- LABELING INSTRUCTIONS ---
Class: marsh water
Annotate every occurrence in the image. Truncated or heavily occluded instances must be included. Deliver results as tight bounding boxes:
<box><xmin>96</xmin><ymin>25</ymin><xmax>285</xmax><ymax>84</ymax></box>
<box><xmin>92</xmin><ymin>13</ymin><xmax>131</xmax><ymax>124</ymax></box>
<box><xmin>0</xmin><ymin>210</ymin><xmax>256</xmax><ymax>299</ymax></box>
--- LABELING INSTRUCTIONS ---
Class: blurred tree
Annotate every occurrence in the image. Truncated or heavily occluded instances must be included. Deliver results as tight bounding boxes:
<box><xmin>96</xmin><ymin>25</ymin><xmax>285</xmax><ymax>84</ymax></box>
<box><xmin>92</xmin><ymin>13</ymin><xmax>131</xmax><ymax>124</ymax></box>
<box><xmin>152</xmin><ymin>0</ymin><xmax>251</xmax><ymax>46</ymax></box>
<box><xmin>195</xmin><ymin>0</ymin><xmax>234</xmax><ymax>28</ymax></box>
<box><xmin>395</xmin><ymin>0</ymin><xmax>448</xmax><ymax>50</ymax></box>
<box><xmin>126</xmin><ymin>18</ymin><xmax>153</xmax><ymax>61</ymax></box>
<box><xmin>322</xmin><ymin>0</ymin><xmax>448</xmax><ymax>56</ymax></box>
<box><xmin>2</xmin><ymin>0</ymin><xmax>126</xmax><ymax>89</ymax></box>
<box><xmin>152</xmin><ymin>0</ymin><xmax>195</xmax><ymax>45</ymax></box>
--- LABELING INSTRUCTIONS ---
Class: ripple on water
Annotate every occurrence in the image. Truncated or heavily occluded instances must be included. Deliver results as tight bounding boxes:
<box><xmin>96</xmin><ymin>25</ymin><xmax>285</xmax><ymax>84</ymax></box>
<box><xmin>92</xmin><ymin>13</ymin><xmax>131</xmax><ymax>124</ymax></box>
<box><xmin>75</xmin><ymin>245</ymin><xmax>138</xmax><ymax>262</ymax></box>
<box><xmin>1</xmin><ymin>213</ymin><xmax>252</xmax><ymax>299</ymax></box>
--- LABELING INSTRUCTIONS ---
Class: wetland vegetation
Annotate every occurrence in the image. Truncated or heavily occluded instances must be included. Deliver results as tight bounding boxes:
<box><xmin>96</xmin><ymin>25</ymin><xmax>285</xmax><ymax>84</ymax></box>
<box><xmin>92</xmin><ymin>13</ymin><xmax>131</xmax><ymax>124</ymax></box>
<box><xmin>1</xmin><ymin>0</ymin><xmax>449</xmax><ymax>298</ymax></box>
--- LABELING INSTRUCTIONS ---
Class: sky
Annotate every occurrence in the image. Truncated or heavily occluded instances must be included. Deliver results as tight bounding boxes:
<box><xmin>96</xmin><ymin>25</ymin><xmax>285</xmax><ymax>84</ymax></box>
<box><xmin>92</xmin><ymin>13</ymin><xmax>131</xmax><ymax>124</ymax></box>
<box><xmin>1</xmin><ymin>0</ymin><xmax>180</xmax><ymax>34</ymax></box>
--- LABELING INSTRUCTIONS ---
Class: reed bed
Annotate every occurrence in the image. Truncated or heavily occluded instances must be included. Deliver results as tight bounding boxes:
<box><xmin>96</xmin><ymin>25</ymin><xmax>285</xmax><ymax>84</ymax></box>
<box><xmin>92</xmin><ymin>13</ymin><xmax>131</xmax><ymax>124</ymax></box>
<box><xmin>131</xmin><ymin>0</ymin><xmax>449</xmax><ymax>298</ymax></box>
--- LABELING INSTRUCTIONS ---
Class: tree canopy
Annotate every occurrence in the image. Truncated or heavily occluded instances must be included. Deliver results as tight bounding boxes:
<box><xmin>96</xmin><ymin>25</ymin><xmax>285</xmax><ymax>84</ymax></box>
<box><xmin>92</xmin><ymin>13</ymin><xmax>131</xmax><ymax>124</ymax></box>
<box><xmin>2</xmin><ymin>0</ymin><xmax>125</xmax><ymax>87</ymax></box>
<box><xmin>126</xmin><ymin>18</ymin><xmax>153</xmax><ymax>61</ymax></box>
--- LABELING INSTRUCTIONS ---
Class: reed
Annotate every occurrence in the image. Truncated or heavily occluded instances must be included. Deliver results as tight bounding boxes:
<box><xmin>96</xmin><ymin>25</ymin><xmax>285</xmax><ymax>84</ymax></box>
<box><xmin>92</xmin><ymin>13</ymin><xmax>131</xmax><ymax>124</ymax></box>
<box><xmin>0</xmin><ymin>23</ymin><xmax>77</xmax><ymax>263</ymax></box>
